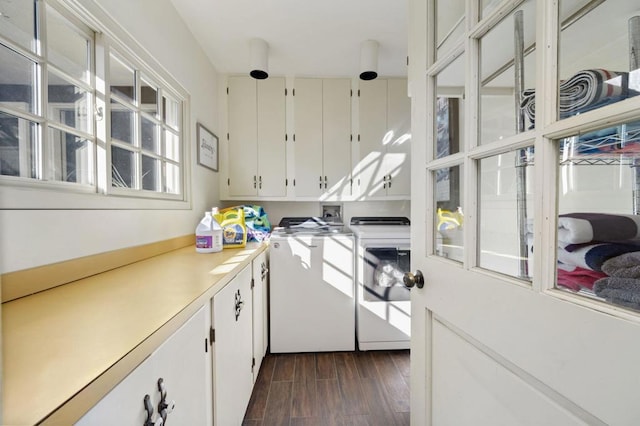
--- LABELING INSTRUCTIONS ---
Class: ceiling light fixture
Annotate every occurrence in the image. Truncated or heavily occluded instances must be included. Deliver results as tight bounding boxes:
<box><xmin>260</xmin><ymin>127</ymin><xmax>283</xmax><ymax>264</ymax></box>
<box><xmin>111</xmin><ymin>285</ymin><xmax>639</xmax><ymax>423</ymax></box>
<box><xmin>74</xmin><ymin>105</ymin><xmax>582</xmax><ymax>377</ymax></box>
<box><xmin>249</xmin><ymin>38</ymin><xmax>269</xmax><ymax>80</ymax></box>
<box><xmin>359</xmin><ymin>40</ymin><xmax>379</xmax><ymax>80</ymax></box>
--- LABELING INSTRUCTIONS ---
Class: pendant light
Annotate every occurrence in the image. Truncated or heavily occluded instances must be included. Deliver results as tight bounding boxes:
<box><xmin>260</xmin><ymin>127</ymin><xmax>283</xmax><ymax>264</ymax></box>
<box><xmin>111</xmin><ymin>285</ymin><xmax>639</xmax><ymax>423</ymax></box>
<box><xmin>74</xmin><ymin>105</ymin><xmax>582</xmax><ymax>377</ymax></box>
<box><xmin>359</xmin><ymin>40</ymin><xmax>379</xmax><ymax>80</ymax></box>
<box><xmin>250</xmin><ymin>38</ymin><xmax>269</xmax><ymax>80</ymax></box>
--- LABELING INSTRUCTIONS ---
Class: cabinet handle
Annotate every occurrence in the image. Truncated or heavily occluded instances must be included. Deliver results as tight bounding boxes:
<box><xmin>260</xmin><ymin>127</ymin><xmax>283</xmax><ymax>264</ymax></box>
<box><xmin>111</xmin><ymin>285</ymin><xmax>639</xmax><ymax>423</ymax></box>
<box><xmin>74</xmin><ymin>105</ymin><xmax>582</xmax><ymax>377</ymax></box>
<box><xmin>324</xmin><ymin>176</ymin><xmax>327</xmax><ymax>189</ymax></box>
<box><xmin>319</xmin><ymin>176</ymin><xmax>322</xmax><ymax>189</ymax></box>
<box><xmin>253</xmin><ymin>176</ymin><xmax>257</xmax><ymax>189</ymax></box>
<box><xmin>143</xmin><ymin>394</ymin><xmax>155</xmax><ymax>426</ymax></box>
<box><xmin>388</xmin><ymin>175</ymin><xmax>392</xmax><ymax>188</ymax></box>
<box><xmin>234</xmin><ymin>289</ymin><xmax>244</xmax><ymax>321</ymax></box>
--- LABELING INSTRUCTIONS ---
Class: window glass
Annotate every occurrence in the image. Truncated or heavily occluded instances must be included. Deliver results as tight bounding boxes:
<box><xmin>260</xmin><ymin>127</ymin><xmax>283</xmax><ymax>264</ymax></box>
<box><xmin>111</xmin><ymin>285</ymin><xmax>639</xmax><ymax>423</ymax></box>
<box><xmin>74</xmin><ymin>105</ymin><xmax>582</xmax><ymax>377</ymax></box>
<box><xmin>141</xmin><ymin>116</ymin><xmax>159</xmax><ymax>153</ymax></box>
<box><xmin>165</xmin><ymin>162</ymin><xmax>180</xmax><ymax>194</ymax></box>
<box><xmin>481</xmin><ymin>0</ymin><xmax>536</xmax><ymax>143</ymax></box>
<box><xmin>163</xmin><ymin>94</ymin><xmax>181</xmax><ymax>130</ymax></box>
<box><xmin>111</xmin><ymin>145</ymin><xmax>134</xmax><ymax>188</ymax></box>
<box><xmin>436</xmin><ymin>0</ymin><xmax>465</xmax><ymax>59</ymax></box>
<box><xmin>110</xmin><ymin>54</ymin><xmax>135</xmax><ymax>103</ymax></box>
<box><xmin>47</xmin><ymin>71</ymin><xmax>91</xmax><ymax>133</ymax></box>
<box><xmin>434</xmin><ymin>165</ymin><xmax>464</xmax><ymax>262</ymax></box>
<box><xmin>556</xmin><ymin>1</ymin><xmax>639</xmax><ymax>124</ymax></box>
<box><xmin>0</xmin><ymin>0</ymin><xmax>36</xmax><ymax>52</ymax></box>
<box><xmin>556</xmin><ymin>119</ymin><xmax>640</xmax><ymax>312</ymax></box>
<box><xmin>0</xmin><ymin>111</ymin><xmax>37</xmax><ymax>178</ymax></box>
<box><xmin>141</xmin><ymin>77</ymin><xmax>158</xmax><ymax>117</ymax></box>
<box><xmin>0</xmin><ymin>44</ymin><xmax>36</xmax><ymax>114</ymax></box>
<box><xmin>141</xmin><ymin>154</ymin><xmax>160</xmax><ymax>191</ymax></box>
<box><xmin>110</xmin><ymin>100</ymin><xmax>135</xmax><ymax>145</ymax></box>
<box><xmin>479</xmin><ymin>148</ymin><xmax>534</xmax><ymax>279</ymax></box>
<box><xmin>165</xmin><ymin>129</ymin><xmax>180</xmax><ymax>162</ymax></box>
<box><xmin>48</xmin><ymin>127</ymin><xmax>93</xmax><ymax>184</ymax></box>
<box><xmin>46</xmin><ymin>5</ymin><xmax>91</xmax><ymax>83</ymax></box>
<box><xmin>435</xmin><ymin>54</ymin><xmax>465</xmax><ymax>158</ymax></box>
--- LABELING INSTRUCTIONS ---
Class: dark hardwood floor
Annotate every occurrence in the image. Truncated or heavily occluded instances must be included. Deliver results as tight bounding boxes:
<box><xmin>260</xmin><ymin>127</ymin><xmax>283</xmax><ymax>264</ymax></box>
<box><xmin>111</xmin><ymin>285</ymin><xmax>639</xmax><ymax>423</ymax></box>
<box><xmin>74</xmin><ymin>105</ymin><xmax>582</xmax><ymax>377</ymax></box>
<box><xmin>242</xmin><ymin>350</ymin><xmax>410</xmax><ymax>426</ymax></box>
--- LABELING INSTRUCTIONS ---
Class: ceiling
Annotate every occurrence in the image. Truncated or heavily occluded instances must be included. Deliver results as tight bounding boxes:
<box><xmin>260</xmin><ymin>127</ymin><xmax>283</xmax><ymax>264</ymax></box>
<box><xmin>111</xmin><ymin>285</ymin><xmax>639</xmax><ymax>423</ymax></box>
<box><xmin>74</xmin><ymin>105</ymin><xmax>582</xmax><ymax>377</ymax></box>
<box><xmin>168</xmin><ymin>0</ymin><xmax>409</xmax><ymax>78</ymax></box>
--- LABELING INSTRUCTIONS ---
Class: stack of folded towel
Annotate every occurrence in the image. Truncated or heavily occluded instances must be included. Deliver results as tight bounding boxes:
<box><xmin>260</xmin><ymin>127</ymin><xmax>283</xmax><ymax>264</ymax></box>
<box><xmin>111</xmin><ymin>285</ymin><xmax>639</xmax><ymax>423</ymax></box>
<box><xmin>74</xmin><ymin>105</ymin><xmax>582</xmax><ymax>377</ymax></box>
<box><xmin>555</xmin><ymin>213</ymin><xmax>640</xmax><ymax>307</ymax></box>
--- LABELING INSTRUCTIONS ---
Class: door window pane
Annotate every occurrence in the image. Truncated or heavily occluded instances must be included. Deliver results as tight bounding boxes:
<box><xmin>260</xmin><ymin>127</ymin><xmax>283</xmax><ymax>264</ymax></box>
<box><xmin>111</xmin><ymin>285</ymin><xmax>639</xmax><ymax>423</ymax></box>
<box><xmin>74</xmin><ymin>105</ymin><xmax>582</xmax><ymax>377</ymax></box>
<box><xmin>479</xmin><ymin>148</ymin><xmax>534</xmax><ymax>279</ymax></box>
<box><xmin>0</xmin><ymin>44</ymin><xmax>36</xmax><ymax>114</ymax></box>
<box><xmin>0</xmin><ymin>0</ymin><xmax>36</xmax><ymax>52</ymax></box>
<box><xmin>434</xmin><ymin>165</ymin><xmax>464</xmax><ymax>262</ymax></box>
<box><xmin>436</xmin><ymin>0</ymin><xmax>465</xmax><ymax>59</ymax></box>
<box><xmin>46</xmin><ymin>5</ymin><xmax>91</xmax><ymax>83</ymax></box>
<box><xmin>0</xmin><ymin>111</ymin><xmax>37</xmax><ymax>178</ymax></box>
<box><xmin>556</xmin><ymin>119</ymin><xmax>640</xmax><ymax>312</ymax></box>
<box><xmin>48</xmin><ymin>71</ymin><xmax>90</xmax><ymax>133</ymax></box>
<box><xmin>110</xmin><ymin>54</ymin><xmax>135</xmax><ymax>103</ymax></box>
<box><xmin>435</xmin><ymin>54</ymin><xmax>465</xmax><ymax>158</ymax></box>
<box><xmin>48</xmin><ymin>127</ymin><xmax>93</xmax><ymax>184</ymax></box>
<box><xmin>110</xmin><ymin>100</ymin><xmax>134</xmax><ymax>145</ymax></box>
<box><xmin>141</xmin><ymin>154</ymin><xmax>159</xmax><ymax>191</ymax></box>
<box><xmin>557</xmin><ymin>1</ymin><xmax>640</xmax><ymax>123</ymax></box>
<box><xmin>111</xmin><ymin>145</ymin><xmax>134</xmax><ymax>188</ymax></box>
<box><xmin>481</xmin><ymin>0</ymin><xmax>536</xmax><ymax>143</ymax></box>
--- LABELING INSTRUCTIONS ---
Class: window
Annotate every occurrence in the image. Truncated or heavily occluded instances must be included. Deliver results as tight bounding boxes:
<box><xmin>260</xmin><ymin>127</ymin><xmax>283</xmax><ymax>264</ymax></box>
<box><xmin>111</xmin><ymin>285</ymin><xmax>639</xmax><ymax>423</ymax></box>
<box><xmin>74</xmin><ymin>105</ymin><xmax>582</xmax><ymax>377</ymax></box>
<box><xmin>0</xmin><ymin>0</ymin><xmax>186</xmax><ymax>202</ymax></box>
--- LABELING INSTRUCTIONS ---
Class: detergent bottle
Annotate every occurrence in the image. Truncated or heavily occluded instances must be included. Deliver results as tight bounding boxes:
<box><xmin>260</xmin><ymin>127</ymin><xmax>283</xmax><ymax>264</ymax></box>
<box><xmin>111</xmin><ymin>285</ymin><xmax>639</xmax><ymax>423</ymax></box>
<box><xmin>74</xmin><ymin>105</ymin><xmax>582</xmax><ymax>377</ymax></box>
<box><xmin>195</xmin><ymin>211</ymin><xmax>223</xmax><ymax>253</ymax></box>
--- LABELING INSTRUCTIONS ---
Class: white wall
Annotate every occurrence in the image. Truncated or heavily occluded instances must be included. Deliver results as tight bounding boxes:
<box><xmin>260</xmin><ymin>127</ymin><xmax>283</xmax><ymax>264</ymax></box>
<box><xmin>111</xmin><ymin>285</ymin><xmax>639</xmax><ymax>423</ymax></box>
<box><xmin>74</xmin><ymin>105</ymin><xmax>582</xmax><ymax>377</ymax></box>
<box><xmin>0</xmin><ymin>0</ymin><xmax>220</xmax><ymax>273</ymax></box>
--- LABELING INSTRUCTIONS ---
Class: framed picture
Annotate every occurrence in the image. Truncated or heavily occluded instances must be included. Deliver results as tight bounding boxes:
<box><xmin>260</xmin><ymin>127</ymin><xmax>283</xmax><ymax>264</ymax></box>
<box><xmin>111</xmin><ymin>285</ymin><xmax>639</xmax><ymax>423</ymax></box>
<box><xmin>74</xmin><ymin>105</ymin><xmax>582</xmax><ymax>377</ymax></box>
<box><xmin>196</xmin><ymin>122</ymin><xmax>218</xmax><ymax>172</ymax></box>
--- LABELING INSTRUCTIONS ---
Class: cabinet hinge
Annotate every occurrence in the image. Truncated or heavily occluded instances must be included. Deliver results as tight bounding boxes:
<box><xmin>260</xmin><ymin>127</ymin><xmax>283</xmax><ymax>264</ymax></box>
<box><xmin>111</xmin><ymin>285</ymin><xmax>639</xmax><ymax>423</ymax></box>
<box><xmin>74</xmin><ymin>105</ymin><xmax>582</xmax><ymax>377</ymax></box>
<box><xmin>227</xmin><ymin>178</ymin><xmax>230</xmax><ymax>186</ymax></box>
<box><xmin>251</xmin><ymin>277</ymin><xmax>255</xmax><ymax>289</ymax></box>
<box><xmin>406</xmin><ymin>56</ymin><xmax>409</xmax><ymax>66</ymax></box>
<box><xmin>210</xmin><ymin>327</ymin><xmax>215</xmax><ymax>343</ymax></box>
<box><xmin>350</xmin><ymin>134</ymin><xmax>352</xmax><ymax>142</ymax></box>
<box><xmin>205</xmin><ymin>338</ymin><xmax>208</xmax><ymax>352</ymax></box>
<box><xmin>293</xmin><ymin>179</ymin><xmax>296</xmax><ymax>186</ymax></box>
<box><xmin>358</xmin><ymin>89</ymin><xmax>360</xmax><ymax>97</ymax></box>
<box><xmin>285</xmin><ymin>88</ymin><xmax>288</xmax><ymax>96</ymax></box>
<box><xmin>293</xmin><ymin>88</ymin><xmax>295</xmax><ymax>96</ymax></box>
<box><xmin>252</xmin><ymin>357</ymin><xmax>256</xmax><ymax>370</ymax></box>
<box><xmin>286</xmin><ymin>178</ymin><xmax>288</xmax><ymax>186</ymax></box>
<box><xmin>350</xmin><ymin>89</ymin><xmax>353</xmax><ymax>97</ymax></box>
<box><xmin>227</xmin><ymin>133</ymin><xmax>229</xmax><ymax>140</ymax></box>
<box><xmin>285</xmin><ymin>134</ymin><xmax>288</xmax><ymax>141</ymax></box>
<box><xmin>293</xmin><ymin>134</ymin><xmax>296</xmax><ymax>142</ymax></box>
<box><xmin>358</xmin><ymin>134</ymin><xmax>360</xmax><ymax>142</ymax></box>
<box><xmin>226</xmin><ymin>87</ymin><xmax>229</xmax><ymax>95</ymax></box>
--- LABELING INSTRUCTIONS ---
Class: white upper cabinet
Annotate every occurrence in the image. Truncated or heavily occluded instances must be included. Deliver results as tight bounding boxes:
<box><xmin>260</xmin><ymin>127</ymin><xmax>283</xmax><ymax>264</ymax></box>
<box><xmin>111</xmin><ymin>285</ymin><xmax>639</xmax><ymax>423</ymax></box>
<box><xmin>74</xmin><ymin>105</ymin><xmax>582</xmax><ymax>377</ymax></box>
<box><xmin>293</xmin><ymin>78</ymin><xmax>352</xmax><ymax>200</ymax></box>
<box><xmin>358</xmin><ymin>78</ymin><xmax>411</xmax><ymax>199</ymax></box>
<box><xmin>226</xmin><ymin>76</ymin><xmax>286</xmax><ymax>198</ymax></box>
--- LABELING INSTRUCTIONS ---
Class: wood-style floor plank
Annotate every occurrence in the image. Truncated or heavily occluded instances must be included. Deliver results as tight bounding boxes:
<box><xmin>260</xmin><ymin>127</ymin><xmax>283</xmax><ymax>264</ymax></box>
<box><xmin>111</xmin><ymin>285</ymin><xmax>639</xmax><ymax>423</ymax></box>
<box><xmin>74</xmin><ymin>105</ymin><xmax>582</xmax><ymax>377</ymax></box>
<box><xmin>244</xmin><ymin>351</ymin><xmax>410</xmax><ymax>426</ymax></box>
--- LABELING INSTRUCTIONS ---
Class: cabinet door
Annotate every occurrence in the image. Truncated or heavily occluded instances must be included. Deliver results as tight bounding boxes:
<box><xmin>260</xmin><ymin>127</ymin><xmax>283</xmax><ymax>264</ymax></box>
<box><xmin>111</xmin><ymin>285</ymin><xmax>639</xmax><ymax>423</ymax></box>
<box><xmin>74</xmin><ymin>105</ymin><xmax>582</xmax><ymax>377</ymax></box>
<box><xmin>212</xmin><ymin>265</ymin><xmax>254</xmax><ymax>426</ymax></box>
<box><xmin>257</xmin><ymin>77</ymin><xmax>287</xmax><ymax>197</ymax></box>
<box><xmin>386</xmin><ymin>78</ymin><xmax>411</xmax><ymax>197</ymax></box>
<box><xmin>293</xmin><ymin>78</ymin><xmax>323</xmax><ymax>197</ymax></box>
<box><xmin>251</xmin><ymin>250</ymin><xmax>268</xmax><ymax>382</ymax></box>
<box><xmin>228</xmin><ymin>76</ymin><xmax>258</xmax><ymax>197</ymax></box>
<box><xmin>323</xmin><ymin>78</ymin><xmax>352</xmax><ymax>198</ymax></box>
<box><xmin>358</xmin><ymin>79</ymin><xmax>388</xmax><ymax>198</ymax></box>
<box><xmin>76</xmin><ymin>307</ymin><xmax>210</xmax><ymax>426</ymax></box>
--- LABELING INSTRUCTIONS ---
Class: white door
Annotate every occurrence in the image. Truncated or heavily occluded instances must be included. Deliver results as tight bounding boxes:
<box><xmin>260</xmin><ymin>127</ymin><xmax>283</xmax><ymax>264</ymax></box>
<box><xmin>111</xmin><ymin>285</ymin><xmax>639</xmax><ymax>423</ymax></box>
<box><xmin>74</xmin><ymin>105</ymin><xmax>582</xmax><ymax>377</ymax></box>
<box><xmin>322</xmin><ymin>78</ymin><xmax>352</xmax><ymax>198</ymax></box>
<box><xmin>293</xmin><ymin>78</ymin><xmax>323</xmax><ymax>197</ymax></box>
<box><xmin>257</xmin><ymin>77</ymin><xmax>287</xmax><ymax>196</ymax></box>
<box><xmin>227</xmin><ymin>76</ymin><xmax>258</xmax><ymax>197</ymax></box>
<box><xmin>409</xmin><ymin>1</ymin><xmax>640</xmax><ymax>425</ymax></box>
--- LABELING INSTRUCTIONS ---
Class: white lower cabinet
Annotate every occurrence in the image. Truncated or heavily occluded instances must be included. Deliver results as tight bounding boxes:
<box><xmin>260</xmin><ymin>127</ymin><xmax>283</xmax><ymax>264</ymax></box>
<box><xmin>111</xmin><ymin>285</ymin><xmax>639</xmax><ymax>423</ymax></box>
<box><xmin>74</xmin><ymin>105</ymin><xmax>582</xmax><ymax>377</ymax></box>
<box><xmin>76</xmin><ymin>306</ymin><xmax>210</xmax><ymax>426</ymax></box>
<box><xmin>212</xmin><ymin>264</ymin><xmax>254</xmax><ymax>426</ymax></box>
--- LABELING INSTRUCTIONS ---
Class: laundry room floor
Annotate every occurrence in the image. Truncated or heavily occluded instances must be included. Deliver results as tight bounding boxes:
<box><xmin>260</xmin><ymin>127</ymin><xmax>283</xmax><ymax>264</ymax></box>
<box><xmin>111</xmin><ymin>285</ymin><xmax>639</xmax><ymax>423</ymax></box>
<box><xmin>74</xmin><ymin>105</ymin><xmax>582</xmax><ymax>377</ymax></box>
<box><xmin>242</xmin><ymin>350</ymin><xmax>410</xmax><ymax>426</ymax></box>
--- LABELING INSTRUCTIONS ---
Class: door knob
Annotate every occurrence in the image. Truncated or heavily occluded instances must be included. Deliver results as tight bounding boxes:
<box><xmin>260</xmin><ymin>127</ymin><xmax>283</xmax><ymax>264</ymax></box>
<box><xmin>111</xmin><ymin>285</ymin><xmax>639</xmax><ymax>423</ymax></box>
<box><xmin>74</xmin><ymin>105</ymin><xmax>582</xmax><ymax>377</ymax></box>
<box><xmin>403</xmin><ymin>270</ymin><xmax>424</xmax><ymax>289</ymax></box>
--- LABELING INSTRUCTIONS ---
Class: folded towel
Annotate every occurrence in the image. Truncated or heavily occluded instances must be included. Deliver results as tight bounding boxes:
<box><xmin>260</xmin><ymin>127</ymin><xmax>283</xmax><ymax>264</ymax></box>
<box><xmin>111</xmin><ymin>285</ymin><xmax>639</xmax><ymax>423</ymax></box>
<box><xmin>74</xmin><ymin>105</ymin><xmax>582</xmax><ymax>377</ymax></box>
<box><xmin>557</xmin><ymin>242</ymin><xmax>640</xmax><ymax>272</ymax></box>
<box><xmin>601</xmin><ymin>252</ymin><xmax>640</xmax><ymax>278</ymax></box>
<box><xmin>557</xmin><ymin>213</ymin><xmax>640</xmax><ymax>244</ymax></box>
<box><xmin>557</xmin><ymin>267</ymin><xmax>607</xmax><ymax>291</ymax></box>
<box><xmin>594</xmin><ymin>277</ymin><xmax>640</xmax><ymax>305</ymax></box>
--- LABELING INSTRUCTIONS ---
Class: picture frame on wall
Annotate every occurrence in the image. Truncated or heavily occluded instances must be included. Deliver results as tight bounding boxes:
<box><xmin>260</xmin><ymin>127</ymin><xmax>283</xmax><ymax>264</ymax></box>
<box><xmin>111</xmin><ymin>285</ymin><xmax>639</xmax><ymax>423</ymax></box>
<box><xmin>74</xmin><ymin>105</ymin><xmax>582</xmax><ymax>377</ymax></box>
<box><xmin>196</xmin><ymin>122</ymin><xmax>218</xmax><ymax>172</ymax></box>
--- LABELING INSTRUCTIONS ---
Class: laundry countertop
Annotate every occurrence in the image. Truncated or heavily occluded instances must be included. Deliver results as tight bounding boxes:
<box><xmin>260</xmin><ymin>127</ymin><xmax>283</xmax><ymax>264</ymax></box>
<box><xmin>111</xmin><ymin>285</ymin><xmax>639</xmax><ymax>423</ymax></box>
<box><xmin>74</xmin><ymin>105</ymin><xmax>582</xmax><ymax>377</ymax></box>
<box><xmin>2</xmin><ymin>242</ymin><xmax>267</xmax><ymax>425</ymax></box>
